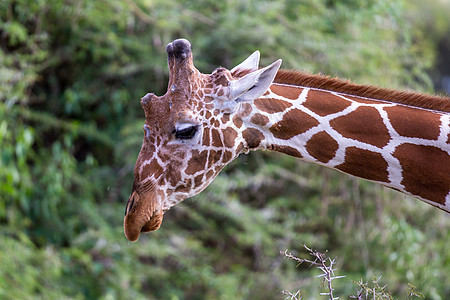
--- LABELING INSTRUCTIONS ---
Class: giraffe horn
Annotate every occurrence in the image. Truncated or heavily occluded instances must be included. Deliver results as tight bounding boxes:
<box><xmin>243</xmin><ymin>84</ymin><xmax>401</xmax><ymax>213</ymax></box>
<box><xmin>166</xmin><ymin>38</ymin><xmax>196</xmax><ymax>91</ymax></box>
<box><xmin>166</xmin><ymin>38</ymin><xmax>191</xmax><ymax>60</ymax></box>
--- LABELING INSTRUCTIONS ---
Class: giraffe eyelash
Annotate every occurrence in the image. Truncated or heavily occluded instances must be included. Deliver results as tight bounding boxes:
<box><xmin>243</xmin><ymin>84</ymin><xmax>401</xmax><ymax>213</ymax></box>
<box><xmin>173</xmin><ymin>124</ymin><xmax>200</xmax><ymax>140</ymax></box>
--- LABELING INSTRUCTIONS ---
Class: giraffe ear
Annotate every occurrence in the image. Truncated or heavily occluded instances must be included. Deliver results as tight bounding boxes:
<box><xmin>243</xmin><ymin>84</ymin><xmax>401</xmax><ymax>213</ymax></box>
<box><xmin>230</xmin><ymin>51</ymin><xmax>260</xmax><ymax>73</ymax></box>
<box><xmin>230</xmin><ymin>59</ymin><xmax>282</xmax><ymax>103</ymax></box>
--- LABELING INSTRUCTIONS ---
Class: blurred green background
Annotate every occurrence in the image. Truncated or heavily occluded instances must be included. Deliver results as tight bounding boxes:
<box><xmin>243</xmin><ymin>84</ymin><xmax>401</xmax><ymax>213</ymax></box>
<box><xmin>1</xmin><ymin>0</ymin><xmax>449</xmax><ymax>299</ymax></box>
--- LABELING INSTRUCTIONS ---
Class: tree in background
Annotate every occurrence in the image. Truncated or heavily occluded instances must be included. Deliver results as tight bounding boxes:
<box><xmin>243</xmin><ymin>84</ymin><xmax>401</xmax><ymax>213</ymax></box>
<box><xmin>0</xmin><ymin>0</ymin><xmax>449</xmax><ymax>299</ymax></box>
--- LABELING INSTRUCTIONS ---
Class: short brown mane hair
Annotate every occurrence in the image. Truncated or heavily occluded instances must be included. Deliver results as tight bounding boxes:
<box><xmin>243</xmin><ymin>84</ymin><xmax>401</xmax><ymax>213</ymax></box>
<box><xmin>274</xmin><ymin>69</ymin><xmax>450</xmax><ymax>113</ymax></box>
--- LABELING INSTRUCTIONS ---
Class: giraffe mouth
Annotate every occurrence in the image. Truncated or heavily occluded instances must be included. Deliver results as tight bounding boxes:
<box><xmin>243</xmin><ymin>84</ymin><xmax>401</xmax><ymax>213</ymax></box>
<box><xmin>124</xmin><ymin>190</ymin><xmax>164</xmax><ymax>241</ymax></box>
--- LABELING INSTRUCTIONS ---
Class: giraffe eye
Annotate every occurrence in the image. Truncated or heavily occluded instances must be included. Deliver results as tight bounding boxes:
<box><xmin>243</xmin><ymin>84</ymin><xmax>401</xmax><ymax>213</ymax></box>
<box><xmin>174</xmin><ymin>124</ymin><xmax>199</xmax><ymax>140</ymax></box>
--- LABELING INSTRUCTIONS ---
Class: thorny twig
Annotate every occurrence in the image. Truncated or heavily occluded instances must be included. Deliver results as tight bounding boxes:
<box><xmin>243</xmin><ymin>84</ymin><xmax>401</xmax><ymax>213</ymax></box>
<box><xmin>283</xmin><ymin>245</ymin><xmax>423</xmax><ymax>300</ymax></box>
<box><xmin>350</xmin><ymin>276</ymin><xmax>392</xmax><ymax>300</ymax></box>
<box><xmin>349</xmin><ymin>277</ymin><xmax>424</xmax><ymax>299</ymax></box>
<box><xmin>282</xmin><ymin>245</ymin><xmax>345</xmax><ymax>300</ymax></box>
<box><xmin>281</xmin><ymin>289</ymin><xmax>302</xmax><ymax>300</ymax></box>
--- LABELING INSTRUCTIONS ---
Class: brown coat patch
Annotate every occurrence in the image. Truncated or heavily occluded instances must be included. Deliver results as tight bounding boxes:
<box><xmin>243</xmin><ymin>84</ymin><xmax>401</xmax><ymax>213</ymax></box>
<box><xmin>140</xmin><ymin>159</ymin><xmax>163</xmax><ymax>182</ymax></box>
<box><xmin>242</xmin><ymin>128</ymin><xmax>265</xmax><ymax>149</ymax></box>
<box><xmin>270</xmin><ymin>145</ymin><xmax>302</xmax><ymax>158</ymax></box>
<box><xmin>393</xmin><ymin>144</ymin><xmax>449</xmax><ymax>204</ymax></box>
<box><xmin>233</xmin><ymin>117</ymin><xmax>243</xmax><ymax>128</ymax></box>
<box><xmin>336</xmin><ymin>147</ymin><xmax>389</xmax><ymax>182</ymax></box>
<box><xmin>240</xmin><ymin>103</ymin><xmax>253</xmax><ymax>118</ymax></box>
<box><xmin>208</xmin><ymin>150</ymin><xmax>222</xmax><ymax>168</ymax></box>
<box><xmin>211</xmin><ymin>129</ymin><xmax>223</xmax><ymax>147</ymax></box>
<box><xmin>202</xmin><ymin>129</ymin><xmax>210</xmax><ymax>145</ymax></box>
<box><xmin>270</xmin><ymin>109</ymin><xmax>319</xmax><ymax>140</ymax></box>
<box><xmin>250</xmin><ymin>113</ymin><xmax>270</xmax><ymax>126</ymax></box>
<box><xmin>221</xmin><ymin>114</ymin><xmax>230</xmax><ymax>123</ymax></box>
<box><xmin>306</xmin><ymin>131</ymin><xmax>339</xmax><ymax>163</ymax></box>
<box><xmin>194</xmin><ymin>174</ymin><xmax>203</xmax><ymax>186</ymax></box>
<box><xmin>186</xmin><ymin>150</ymin><xmax>208</xmax><ymax>175</ymax></box>
<box><xmin>330</xmin><ymin>107</ymin><xmax>391</xmax><ymax>148</ymax></box>
<box><xmin>385</xmin><ymin>106</ymin><xmax>441</xmax><ymax>140</ymax></box>
<box><xmin>222</xmin><ymin>127</ymin><xmax>238</xmax><ymax>148</ymax></box>
<box><xmin>254</xmin><ymin>98</ymin><xmax>292</xmax><ymax>114</ymax></box>
<box><xmin>303</xmin><ymin>90</ymin><xmax>352</xmax><ymax>116</ymax></box>
<box><xmin>167</xmin><ymin>164</ymin><xmax>182</xmax><ymax>187</ymax></box>
<box><xmin>270</xmin><ymin>84</ymin><xmax>303</xmax><ymax>100</ymax></box>
<box><xmin>223</xmin><ymin>150</ymin><xmax>233</xmax><ymax>163</ymax></box>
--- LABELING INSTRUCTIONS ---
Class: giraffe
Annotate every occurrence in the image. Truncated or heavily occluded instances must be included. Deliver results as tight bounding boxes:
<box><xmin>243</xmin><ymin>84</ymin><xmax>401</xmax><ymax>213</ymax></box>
<box><xmin>124</xmin><ymin>38</ymin><xmax>450</xmax><ymax>242</ymax></box>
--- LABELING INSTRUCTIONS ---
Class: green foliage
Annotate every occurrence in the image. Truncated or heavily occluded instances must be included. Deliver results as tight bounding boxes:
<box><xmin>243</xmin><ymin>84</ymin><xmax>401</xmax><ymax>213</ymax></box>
<box><xmin>1</xmin><ymin>0</ymin><xmax>449</xmax><ymax>299</ymax></box>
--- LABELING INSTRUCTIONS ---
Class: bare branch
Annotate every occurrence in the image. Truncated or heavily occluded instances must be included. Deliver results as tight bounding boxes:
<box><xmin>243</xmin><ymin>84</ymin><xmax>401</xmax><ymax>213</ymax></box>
<box><xmin>282</xmin><ymin>245</ymin><xmax>345</xmax><ymax>300</ymax></box>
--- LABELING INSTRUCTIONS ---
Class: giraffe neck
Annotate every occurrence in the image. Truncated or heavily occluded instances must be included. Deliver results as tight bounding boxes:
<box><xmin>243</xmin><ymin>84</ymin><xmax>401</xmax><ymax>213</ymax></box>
<box><xmin>240</xmin><ymin>82</ymin><xmax>450</xmax><ymax>212</ymax></box>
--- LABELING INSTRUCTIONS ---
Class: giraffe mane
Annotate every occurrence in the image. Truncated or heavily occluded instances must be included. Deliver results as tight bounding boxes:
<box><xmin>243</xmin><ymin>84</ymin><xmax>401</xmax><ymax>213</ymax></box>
<box><xmin>273</xmin><ymin>69</ymin><xmax>450</xmax><ymax>113</ymax></box>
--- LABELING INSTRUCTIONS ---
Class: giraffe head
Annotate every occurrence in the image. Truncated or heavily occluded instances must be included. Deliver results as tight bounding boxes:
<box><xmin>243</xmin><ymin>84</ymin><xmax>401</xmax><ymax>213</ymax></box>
<box><xmin>124</xmin><ymin>39</ymin><xmax>281</xmax><ymax>241</ymax></box>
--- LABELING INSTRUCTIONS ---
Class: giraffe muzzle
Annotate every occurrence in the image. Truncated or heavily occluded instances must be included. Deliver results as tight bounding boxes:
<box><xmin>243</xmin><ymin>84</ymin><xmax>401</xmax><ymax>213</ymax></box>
<box><xmin>124</xmin><ymin>191</ymin><xmax>164</xmax><ymax>241</ymax></box>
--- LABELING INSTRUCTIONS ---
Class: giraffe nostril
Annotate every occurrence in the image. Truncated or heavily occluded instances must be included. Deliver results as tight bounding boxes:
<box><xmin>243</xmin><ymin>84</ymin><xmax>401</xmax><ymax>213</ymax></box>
<box><xmin>125</xmin><ymin>196</ymin><xmax>135</xmax><ymax>216</ymax></box>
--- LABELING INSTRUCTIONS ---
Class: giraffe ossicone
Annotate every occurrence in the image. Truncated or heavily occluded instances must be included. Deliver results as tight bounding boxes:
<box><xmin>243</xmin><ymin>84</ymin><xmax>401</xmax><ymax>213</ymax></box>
<box><xmin>124</xmin><ymin>38</ymin><xmax>450</xmax><ymax>242</ymax></box>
